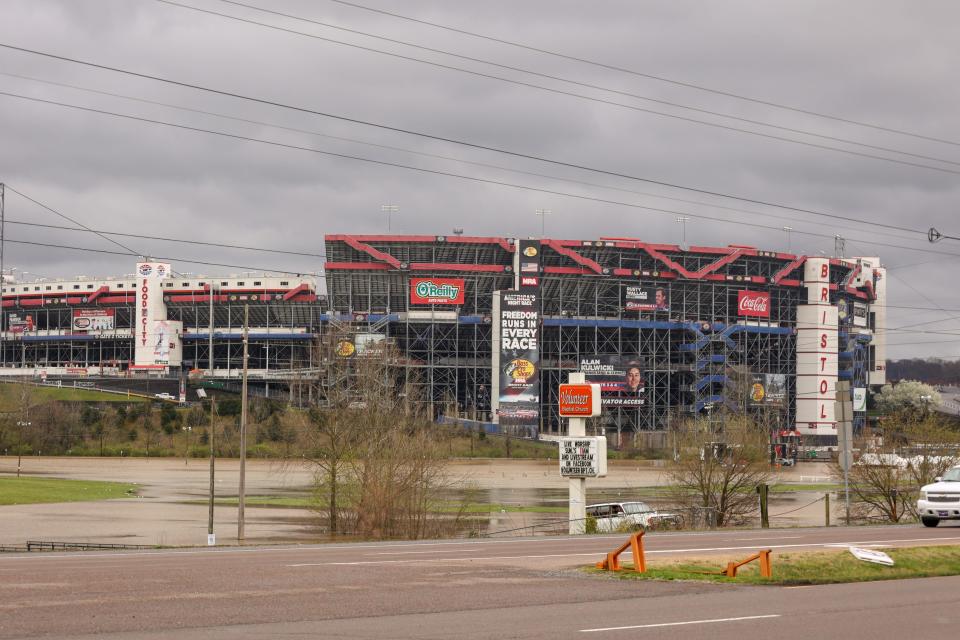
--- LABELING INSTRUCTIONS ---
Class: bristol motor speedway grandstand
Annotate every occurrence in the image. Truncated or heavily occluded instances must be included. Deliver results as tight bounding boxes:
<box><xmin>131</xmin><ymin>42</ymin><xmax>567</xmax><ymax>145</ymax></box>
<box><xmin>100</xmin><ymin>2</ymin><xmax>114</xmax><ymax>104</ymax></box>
<box><xmin>0</xmin><ymin>234</ymin><xmax>887</xmax><ymax>445</ymax></box>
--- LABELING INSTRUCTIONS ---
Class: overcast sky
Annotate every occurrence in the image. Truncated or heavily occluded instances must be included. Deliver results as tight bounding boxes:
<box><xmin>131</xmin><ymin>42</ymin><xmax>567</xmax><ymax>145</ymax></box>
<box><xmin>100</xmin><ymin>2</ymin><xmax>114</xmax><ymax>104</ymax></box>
<box><xmin>1</xmin><ymin>0</ymin><xmax>959</xmax><ymax>360</ymax></box>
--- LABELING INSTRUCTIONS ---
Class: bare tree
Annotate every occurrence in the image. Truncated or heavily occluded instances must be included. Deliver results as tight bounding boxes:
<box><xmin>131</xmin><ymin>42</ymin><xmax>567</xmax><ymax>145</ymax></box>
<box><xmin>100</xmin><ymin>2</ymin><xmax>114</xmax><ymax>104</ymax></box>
<box><xmin>667</xmin><ymin>412</ymin><xmax>773</xmax><ymax>527</ymax></box>
<box><xmin>843</xmin><ymin>411</ymin><xmax>960</xmax><ymax>522</ymax></box>
<box><xmin>300</xmin><ymin>331</ymin><xmax>463</xmax><ymax>539</ymax></box>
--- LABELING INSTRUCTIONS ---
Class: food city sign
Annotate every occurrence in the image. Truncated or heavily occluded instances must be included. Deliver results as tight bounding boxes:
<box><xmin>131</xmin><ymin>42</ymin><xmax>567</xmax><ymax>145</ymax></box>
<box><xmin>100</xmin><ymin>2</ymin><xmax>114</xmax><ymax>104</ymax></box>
<box><xmin>737</xmin><ymin>290</ymin><xmax>771</xmax><ymax>318</ymax></box>
<box><xmin>558</xmin><ymin>383</ymin><xmax>602</xmax><ymax>417</ymax></box>
<box><xmin>134</xmin><ymin>262</ymin><xmax>171</xmax><ymax>367</ymax></box>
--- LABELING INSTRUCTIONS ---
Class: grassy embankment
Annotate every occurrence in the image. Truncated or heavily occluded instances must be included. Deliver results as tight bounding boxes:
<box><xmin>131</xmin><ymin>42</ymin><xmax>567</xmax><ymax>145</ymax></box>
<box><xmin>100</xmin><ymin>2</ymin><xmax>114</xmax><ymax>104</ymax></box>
<box><xmin>0</xmin><ymin>477</ymin><xmax>139</xmax><ymax>505</ymax></box>
<box><xmin>595</xmin><ymin>546</ymin><xmax>960</xmax><ymax>585</ymax></box>
<box><xmin>0</xmin><ymin>384</ymin><xmax>147</xmax><ymax>410</ymax></box>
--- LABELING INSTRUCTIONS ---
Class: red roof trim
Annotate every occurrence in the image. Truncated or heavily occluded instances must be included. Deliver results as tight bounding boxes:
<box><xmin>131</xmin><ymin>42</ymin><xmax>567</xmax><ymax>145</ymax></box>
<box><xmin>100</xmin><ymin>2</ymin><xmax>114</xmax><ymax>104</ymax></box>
<box><xmin>86</xmin><ymin>285</ymin><xmax>110</xmax><ymax>303</ymax></box>
<box><xmin>642</xmin><ymin>245</ymin><xmax>744</xmax><ymax>280</ymax></box>
<box><xmin>339</xmin><ymin>236</ymin><xmax>402</xmax><ymax>269</ymax></box>
<box><xmin>542</xmin><ymin>240</ymin><xmax>603</xmax><ymax>274</ymax></box>
<box><xmin>772</xmin><ymin>256</ymin><xmax>807</xmax><ymax>284</ymax></box>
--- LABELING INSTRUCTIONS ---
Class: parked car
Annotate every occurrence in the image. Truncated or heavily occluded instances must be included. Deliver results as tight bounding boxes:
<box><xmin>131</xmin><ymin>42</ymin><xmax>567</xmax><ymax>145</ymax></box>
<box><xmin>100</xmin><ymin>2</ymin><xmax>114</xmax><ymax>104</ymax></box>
<box><xmin>585</xmin><ymin>501</ymin><xmax>683</xmax><ymax>532</ymax></box>
<box><xmin>918</xmin><ymin>465</ymin><xmax>960</xmax><ymax>527</ymax></box>
<box><xmin>153</xmin><ymin>392</ymin><xmax>175</xmax><ymax>401</ymax></box>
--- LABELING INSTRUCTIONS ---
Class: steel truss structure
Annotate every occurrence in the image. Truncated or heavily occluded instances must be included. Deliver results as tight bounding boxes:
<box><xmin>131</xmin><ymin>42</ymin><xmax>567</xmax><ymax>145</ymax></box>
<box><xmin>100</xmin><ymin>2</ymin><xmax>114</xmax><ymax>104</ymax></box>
<box><xmin>324</xmin><ymin>235</ymin><xmax>881</xmax><ymax>437</ymax></box>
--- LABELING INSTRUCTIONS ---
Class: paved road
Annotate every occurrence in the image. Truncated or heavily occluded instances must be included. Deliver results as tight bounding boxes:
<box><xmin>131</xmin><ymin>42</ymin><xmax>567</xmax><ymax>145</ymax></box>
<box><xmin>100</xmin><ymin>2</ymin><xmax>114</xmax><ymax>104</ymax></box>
<box><xmin>2</xmin><ymin>524</ymin><xmax>957</xmax><ymax>639</ymax></box>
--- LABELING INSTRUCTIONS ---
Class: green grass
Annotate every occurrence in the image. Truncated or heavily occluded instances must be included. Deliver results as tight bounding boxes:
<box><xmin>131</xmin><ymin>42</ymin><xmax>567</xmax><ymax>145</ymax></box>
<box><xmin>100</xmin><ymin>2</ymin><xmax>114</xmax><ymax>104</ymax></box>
<box><xmin>0</xmin><ymin>383</ymin><xmax>147</xmax><ymax>410</ymax></box>
<box><xmin>595</xmin><ymin>546</ymin><xmax>960</xmax><ymax>586</ymax></box>
<box><xmin>0</xmin><ymin>477</ymin><xmax>139</xmax><ymax>505</ymax></box>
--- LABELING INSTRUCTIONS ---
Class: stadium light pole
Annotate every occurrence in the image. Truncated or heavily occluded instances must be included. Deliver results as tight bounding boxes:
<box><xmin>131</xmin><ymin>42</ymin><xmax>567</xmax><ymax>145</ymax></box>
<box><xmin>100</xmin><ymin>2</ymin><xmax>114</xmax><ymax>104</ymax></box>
<box><xmin>783</xmin><ymin>226</ymin><xmax>793</xmax><ymax>253</ymax></box>
<box><xmin>676</xmin><ymin>216</ymin><xmax>689</xmax><ymax>250</ymax></box>
<box><xmin>535</xmin><ymin>208</ymin><xmax>551</xmax><ymax>237</ymax></box>
<box><xmin>381</xmin><ymin>204</ymin><xmax>399</xmax><ymax>232</ymax></box>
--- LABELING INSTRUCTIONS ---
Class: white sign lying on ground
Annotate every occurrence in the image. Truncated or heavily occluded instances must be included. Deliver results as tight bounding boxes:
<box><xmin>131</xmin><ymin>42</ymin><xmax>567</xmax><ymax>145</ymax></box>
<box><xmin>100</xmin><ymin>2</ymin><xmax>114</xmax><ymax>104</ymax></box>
<box><xmin>848</xmin><ymin>547</ymin><xmax>894</xmax><ymax>566</ymax></box>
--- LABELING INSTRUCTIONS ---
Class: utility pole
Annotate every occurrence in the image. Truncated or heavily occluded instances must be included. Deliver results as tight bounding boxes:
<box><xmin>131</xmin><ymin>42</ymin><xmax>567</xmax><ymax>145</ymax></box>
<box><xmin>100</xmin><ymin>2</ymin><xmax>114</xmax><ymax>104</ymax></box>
<box><xmin>207</xmin><ymin>392</ymin><xmax>216</xmax><ymax>545</ymax></box>
<box><xmin>1</xmin><ymin>183</ymin><xmax>5</xmax><ymax>370</ymax></box>
<box><xmin>238</xmin><ymin>304</ymin><xmax>249</xmax><ymax>542</ymax></box>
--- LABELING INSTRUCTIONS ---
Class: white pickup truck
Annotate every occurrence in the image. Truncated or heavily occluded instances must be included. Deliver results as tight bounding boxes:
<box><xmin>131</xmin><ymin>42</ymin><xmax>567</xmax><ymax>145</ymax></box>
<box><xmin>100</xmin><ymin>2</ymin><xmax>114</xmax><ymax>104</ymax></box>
<box><xmin>917</xmin><ymin>465</ymin><xmax>960</xmax><ymax>527</ymax></box>
<box><xmin>585</xmin><ymin>501</ymin><xmax>683</xmax><ymax>532</ymax></box>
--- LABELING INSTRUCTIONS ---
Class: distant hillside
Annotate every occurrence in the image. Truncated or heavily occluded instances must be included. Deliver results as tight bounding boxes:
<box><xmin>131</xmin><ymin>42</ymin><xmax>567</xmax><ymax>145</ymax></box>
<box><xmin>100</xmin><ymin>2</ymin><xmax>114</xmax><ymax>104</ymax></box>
<box><xmin>886</xmin><ymin>359</ymin><xmax>960</xmax><ymax>385</ymax></box>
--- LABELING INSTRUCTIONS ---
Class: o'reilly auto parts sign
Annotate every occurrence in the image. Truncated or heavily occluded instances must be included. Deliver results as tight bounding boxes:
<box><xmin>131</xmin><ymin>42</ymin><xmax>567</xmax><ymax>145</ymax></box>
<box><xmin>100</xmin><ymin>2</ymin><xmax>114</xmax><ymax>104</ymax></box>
<box><xmin>410</xmin><ymin>278</ymin><xmax>465</xmax><ymax>305</ymax></box>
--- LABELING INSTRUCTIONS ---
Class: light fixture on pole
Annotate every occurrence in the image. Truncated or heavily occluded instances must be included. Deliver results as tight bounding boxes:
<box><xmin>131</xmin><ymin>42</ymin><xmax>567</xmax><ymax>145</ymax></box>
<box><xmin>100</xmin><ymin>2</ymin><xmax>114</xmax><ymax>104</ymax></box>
<box><xmin>676</xmin><ymin>216</ymin><xmax>690</xmax><ymax>251</ymax></box>
<box><xmin>535</xmin><ymin>208</ymin><xmax>552</xmax><ymax>237</ymax></box>
<box><xmin>783</xmin><ymin>226</ymin><xmax>793</xmax><ymax>253</ymax></box>
<box><xmin>381</xmin><ymin>204</ymin><xmax>399</xmax><ymax>232</ymax></box>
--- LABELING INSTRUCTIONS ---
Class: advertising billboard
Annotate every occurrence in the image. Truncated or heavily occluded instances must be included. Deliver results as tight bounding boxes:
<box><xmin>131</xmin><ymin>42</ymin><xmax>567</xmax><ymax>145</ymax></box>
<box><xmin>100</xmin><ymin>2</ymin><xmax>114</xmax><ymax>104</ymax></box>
<box><xmin>853</xmin><ymin>302</ymin><xmax>868</xmax><ymax>328</ymax></box>
<box><xmin>8</xmin><ymin>313</ymin><xmax>33</xmax><ymax>334</ymax></box>
<box><xmin>737</xmin><ymin>290</ymin><xmax>771</xmax><ymax>318</ymax></box>
<box><xmin>410</xmin><ymin>278</ymin><xmax>465</xmax><ymax>305</ymax></box>
<box><xmin>133</xmin><ymin>262</ymin><xmax>172</xmax><ymax>368</ymax></box>
<box><xmin>72</xmin><ymin>309</ymin><xmax>115</xmax><ymax>332</ymax></box>
<box><xmin>623</xmin><ymin>285</ymin><xmax>669</xmax><ymax>312</ymax></box>
<box><xmin>516</xmin><ymin>239</ymin><xmax>541</xmax><ymax>292</ymax></box>
<box><xmin>749</xmin><ymin>373</ymin><xmax>787</xmax><ymax>406</ymax></box>
<box><xmin>578</xmin><ymin>356</ymin><xmax>645</xmax><ymax>407</ymax></box>
<box><xmin>495</xmin><ymin>290</ymin><xmax>540</xmax><ymax>433</ymax></box>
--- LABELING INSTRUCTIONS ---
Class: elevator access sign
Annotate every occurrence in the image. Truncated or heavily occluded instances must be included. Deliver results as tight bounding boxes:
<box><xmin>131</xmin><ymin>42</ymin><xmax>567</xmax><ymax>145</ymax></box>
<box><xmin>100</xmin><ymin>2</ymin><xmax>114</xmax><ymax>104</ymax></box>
<box><xmin>559</xmin><ymin>437</ymin><xmax>607</xmax><ymax>477</ymax></box>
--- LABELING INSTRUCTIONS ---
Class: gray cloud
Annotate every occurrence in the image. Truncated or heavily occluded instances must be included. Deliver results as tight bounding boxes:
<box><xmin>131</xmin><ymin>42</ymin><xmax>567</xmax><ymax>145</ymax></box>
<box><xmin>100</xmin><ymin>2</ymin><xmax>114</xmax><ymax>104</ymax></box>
<box><xmin>2</xmin><ymin>0</ymin><xmax>960</xmax><ymax>358</ymax></box>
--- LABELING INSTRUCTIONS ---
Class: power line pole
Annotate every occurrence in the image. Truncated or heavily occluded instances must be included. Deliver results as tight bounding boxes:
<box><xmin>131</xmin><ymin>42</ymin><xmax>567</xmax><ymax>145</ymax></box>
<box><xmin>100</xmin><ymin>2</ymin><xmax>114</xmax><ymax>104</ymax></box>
<box><xmin>207</xmin><ymin>392</ymin><xmax>216</xmax><ymax>544</ymax></box>
<box><xmin>238</xmin><ymin>304</ymin><xmax>249</xmax><ymax>542</ymax></box>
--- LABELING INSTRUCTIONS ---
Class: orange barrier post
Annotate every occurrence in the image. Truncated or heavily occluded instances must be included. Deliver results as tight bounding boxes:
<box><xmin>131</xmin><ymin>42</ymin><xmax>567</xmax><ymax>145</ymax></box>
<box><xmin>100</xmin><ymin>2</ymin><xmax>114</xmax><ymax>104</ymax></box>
<box><xmin>723</xmin><ymin>549</ymin><xmax>772</xmax><ymax>578</ymax></box>
<box><xmin>595</xmin><ymin>531</ymin><xmax>646</xmax><ymax>573</ymax></box>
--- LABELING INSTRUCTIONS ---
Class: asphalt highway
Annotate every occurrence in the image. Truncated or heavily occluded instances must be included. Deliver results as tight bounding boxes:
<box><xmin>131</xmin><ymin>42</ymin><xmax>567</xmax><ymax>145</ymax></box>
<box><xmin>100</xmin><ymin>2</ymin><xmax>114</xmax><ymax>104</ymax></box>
<box><xmin>1</xmin><ymin>524</ymin><xmax>958</xmax><ymax>639</ymax></box>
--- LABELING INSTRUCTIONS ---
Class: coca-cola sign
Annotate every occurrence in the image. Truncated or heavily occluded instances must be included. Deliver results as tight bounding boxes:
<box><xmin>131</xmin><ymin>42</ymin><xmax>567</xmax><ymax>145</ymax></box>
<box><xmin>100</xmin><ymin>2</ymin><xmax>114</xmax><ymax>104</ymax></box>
<box><xmin>737</xmin><ymin>290</ymin><xmax>770</xmax><ymax>318</ymax></box>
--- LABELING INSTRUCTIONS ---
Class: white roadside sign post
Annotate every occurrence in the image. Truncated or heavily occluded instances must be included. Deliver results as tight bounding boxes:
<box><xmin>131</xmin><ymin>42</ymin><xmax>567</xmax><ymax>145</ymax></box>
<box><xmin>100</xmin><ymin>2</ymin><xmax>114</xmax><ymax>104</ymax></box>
<box><xmin>558</xmin><ymin>372</ymin><xmax>604</xmax><ymax>534</ymax></box>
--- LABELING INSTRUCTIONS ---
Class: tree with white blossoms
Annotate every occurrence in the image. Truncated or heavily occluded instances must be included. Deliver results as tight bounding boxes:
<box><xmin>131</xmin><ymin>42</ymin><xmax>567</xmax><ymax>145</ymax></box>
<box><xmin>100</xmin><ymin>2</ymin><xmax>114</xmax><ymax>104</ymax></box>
<box><xmin>875</xmin><ymin>380</ymin><xmax>941</xmax><ymax>416</ymax></box>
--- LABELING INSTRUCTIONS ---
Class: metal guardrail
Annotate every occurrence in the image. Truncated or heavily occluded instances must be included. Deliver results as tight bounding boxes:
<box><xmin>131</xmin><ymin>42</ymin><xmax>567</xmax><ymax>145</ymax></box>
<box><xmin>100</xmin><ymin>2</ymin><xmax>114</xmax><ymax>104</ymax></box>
<box><xmin>25</xmin><ymin>541</ymin><xmax>150</xmax><ymax>552</ymax></box>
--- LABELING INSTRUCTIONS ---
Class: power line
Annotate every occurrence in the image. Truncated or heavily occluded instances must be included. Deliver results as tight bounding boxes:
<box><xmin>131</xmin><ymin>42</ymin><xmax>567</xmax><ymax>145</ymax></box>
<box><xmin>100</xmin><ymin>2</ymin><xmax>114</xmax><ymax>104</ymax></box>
<box><xmin>1</xmin><ymin>238</ymin><xmax>320</xmax><ymax>276</ymax></box>
<box><xmin>328</xmin><ymin>0</ymin><xmax>960</xmax><ymax>150</ymax></box>
<box><xmin>2</xmin><ymin>185</ymin><xmax>142</xmax><ymax>258</ymax></box>
<box><xmin>0</xmin><ymin>43</ymin><xmax>930</xmax><ymax>237</ymax></box>
<box><xmin>2</xmin><ymin>89</ymin><xmax>955</xmax><ymax>261</ymax></box>
<box><xmin>3</xmin><ymin>216</ymin><xmax>327</xmax><ymax>260</ymax></box>
<box><xmin>147</xmin><ymin>0</ymin><xmax>960</xmax><ymax>177</ymax></box>
<box><xmin>0</xmin><ymin>70</ymin><xmax>923</xmax><ymax>246</ymax></box>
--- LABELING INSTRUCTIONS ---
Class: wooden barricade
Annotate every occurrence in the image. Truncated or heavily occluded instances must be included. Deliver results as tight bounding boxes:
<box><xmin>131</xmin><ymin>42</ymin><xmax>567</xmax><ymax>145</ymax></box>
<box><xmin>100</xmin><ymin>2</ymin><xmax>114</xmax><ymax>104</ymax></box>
<box><xmin>723</xmin><ymin>549</ymin><xmax>772</xmax><ymax>578</ymax></box>
<box><xmin>595</xmin><ymin>531</ymin><xmax>646</xmax><ymax>573</ymax></box>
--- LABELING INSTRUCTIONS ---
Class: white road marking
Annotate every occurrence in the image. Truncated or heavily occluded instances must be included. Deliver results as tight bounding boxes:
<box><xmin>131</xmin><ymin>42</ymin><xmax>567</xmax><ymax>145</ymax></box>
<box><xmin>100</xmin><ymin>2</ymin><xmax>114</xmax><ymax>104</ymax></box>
<box><xmin>580</xmin><ymin>614</ymin><xmax>780</xmax><ymax>632</ymax></box>
<box><xmin>734</xmin><ymin>536</ymin><xmax>801</xmax><ymax>541</ymax></box>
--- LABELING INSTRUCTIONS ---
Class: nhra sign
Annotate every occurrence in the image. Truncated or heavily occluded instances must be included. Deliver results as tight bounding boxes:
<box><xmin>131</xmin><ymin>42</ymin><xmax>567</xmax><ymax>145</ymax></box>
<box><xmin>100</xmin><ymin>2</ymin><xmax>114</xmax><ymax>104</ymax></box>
<box><xmin>737</xmin><ymin>290</ymin><xmax>771</xmax><ymax>318</ymax></box>
<box><xmin>558</xmin><ymin>383</ymin><xmax>602</xmax><ymax>417</ymax></box>
<box><xmin>410</xmin><ymin>278</ymin><xmax>465</xmax><ymax>305</ymax></box>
